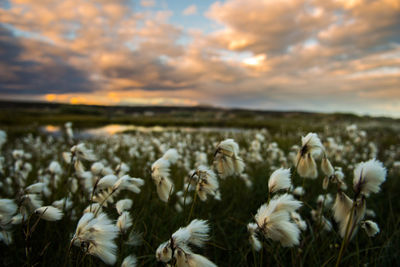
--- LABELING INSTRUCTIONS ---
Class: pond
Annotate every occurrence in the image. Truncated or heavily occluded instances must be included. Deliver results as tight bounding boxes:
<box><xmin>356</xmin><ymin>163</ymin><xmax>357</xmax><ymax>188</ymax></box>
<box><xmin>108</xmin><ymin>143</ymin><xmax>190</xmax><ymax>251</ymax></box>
<box><xmin>39</xmin><ymin>124</ymin><xmax>247</xmax><ymax>138</ymax></box>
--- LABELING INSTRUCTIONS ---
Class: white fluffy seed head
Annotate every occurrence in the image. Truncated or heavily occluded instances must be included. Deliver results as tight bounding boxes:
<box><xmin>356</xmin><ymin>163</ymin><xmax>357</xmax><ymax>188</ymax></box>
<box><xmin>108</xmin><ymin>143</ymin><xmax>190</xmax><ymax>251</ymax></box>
<box><xmin>48</xmin><ymin>161</ymin><xmax>62</xmax><ymax>175</ymax></box>
<box><xmin>23</xmin><ymin>194</ymin><xmax>43</xmax><ymax>210</ymax></box>
<box><xmin>121</xmin><ymin>255</ymin><xmax>137</xmax><ymax>267</ymax></box>
<box><xmin>361</xmin><ymin>220</ymin><xmax>380</xmax><ymax>237</ymax></box>
<box><xmin>293</xmin><ymin>186</ymin><xmax>305</xmax><ymax>197</ymax></box>
<box><xmin>196</xmin><ymin>166</ymin><xmax>219</xmax><ymax>201</ymax></box>
<box><xmin>268</xmin><ymin>168</ymin><xmax>292</xmax><ymax>193</ymax></box>
<box><xmin>172</xmin><ymin>219</ymin><xmax>210</xmax><ymax>248</ymax></box>
<box><xmin>301</xmin><ymin>133</ymin><xmax>324</xmax><ymax>157</ymax></box>
<box><xmin>91</xmin><ymin>162</ymin><xmax>104</xmax><ymax>175</ymax></box>
<box><xmin>162</xmin><ymin>148</ymin><xmax>180</xmax><ymax>164</ymax></box>
<box><xmin>97</xmin><ymin>174</ymin><xmax>118</xmax><ymax>190</ymax></box>
<box><xmin>0</xmin><ymin>199</ymin><xmax>18</xmax><ymax>216</ymax></box>
<box><xmin>155</xmin><ymin>176</ymin><xmax>174</xmax><ymax>202</ymax></box>
<box><xmin>26</xmin><ymin>182</ymin><xmax>45</xmax><ymax>194</ymax></box>
<box><xmin>249</xmin><ymin>233</ymin><xmax>262</xmax><ymax>251</ymax></box>
<box><xmin>332</xmin><ymin>192</ymin><xmax>353</xmax><ymax>226</ymax></box>
<box><xmin>218</xmin><ymin>139</ymin><xmax>239</xmax><ymax>156</ymax></box>
<box><xmin>254</xmin><ymin>195</ymin><xmax>302</xmax><ymax>247</ymax></box>
<box><xmin>271</xmin><ymin>193</ymin><xmax>302</xmax><ymax>213</ymax></box>
<box><xmin>52</xmin><ymin>198</ymin><xmax>73</xmax><ymax>210</ymax></box>
<box><xmin>186</xmin><ymin>253</ymin><xmax>217</xmax><ymax>267</ymax></box>
<box><xmin>35</xmin><ymin>206</ymin><xmax>63</xmax><ymax>221</ymax></box>
<box><xmin>353</xmin><ymin>159</ymin><xmax>386</xmax><ymax>196</ymax></box>
<box><xmin>71</xmin><ymin>143</ymin><xmax>97</xmax><ymax>161</ymax></box>
<box><xmin>214</xmin><ymin>139</ymin><xmax>244</xmax><ymax>178</ymax></box>
<box><xmin>296</xmin><ymin>153</ymin><xmax>318</xmax><ymax>179</ymax></box>
<box><xmin>156</xmin><ymin>241</ymin><xmax>172</xmax><ymax>262</ymax></box>
<box><xmin>113</xmin><ymin>175</ymin><xmax>144</xmax><ymax>193</ymax></box>
<box><xmin>321</xmin><ymin>157</ymin><xmax>334</xmax><ymax>177</ymax></box>
<box><xmin>151</xmin><ymin>158</ymin><xmax>171</xmax><ymax>179</ymax></box>
<box><xmin>84</xmin><ymin>203</ymin><xmax>102</xmax><ymax>214</ymax></box>
<box><xmin>116</xmin><ymin>199</ymin><xmax>133</xmax><ymax>215</ymax></box>
<box><xmin>72</xmin><ymin>212</ymin><xmax>118</xmax><ymax>265</ymax></box>
<box><xmin>117</xmin><ymin>212</ymin><xmax>133</xmax><ymax>233</ymax></box>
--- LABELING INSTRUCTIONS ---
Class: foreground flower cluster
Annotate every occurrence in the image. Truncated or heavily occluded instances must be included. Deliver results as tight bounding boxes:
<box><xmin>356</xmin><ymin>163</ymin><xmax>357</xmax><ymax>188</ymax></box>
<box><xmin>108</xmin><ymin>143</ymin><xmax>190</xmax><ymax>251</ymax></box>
<box><xmin>0</xmin><ymin>123</ymin><xmax>397</xmax><ymax>266</ymax></box>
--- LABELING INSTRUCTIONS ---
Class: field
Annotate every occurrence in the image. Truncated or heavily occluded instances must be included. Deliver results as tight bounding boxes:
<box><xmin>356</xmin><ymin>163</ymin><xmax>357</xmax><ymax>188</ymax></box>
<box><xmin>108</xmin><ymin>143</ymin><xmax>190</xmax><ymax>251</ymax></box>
<box><xmin>0</xmin><ymin>102</ymin><xmax>399</xmax><ymax>266</ymax></box>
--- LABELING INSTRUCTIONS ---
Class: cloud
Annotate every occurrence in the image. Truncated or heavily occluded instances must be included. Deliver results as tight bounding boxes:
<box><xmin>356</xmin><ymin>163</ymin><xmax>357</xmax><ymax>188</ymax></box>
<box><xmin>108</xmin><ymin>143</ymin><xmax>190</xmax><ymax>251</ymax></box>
<box><xmin>141</xmin><ymin>0</ymin><xmax>156</xmax><ymax>8</ymax></box>
<box><xmin>0</xmin><ymin>0</ymin><xmax>399</xmax><ymax>117</ymax></box>
<box><xmin>183</xmin><ymin>5</ymin><xmax>197</xmax><ymax>16</ymax></box>
<box><xmin>0</xmin><ymin>25</ymin><xmax>94</xmax><ymax>95</ymax></box>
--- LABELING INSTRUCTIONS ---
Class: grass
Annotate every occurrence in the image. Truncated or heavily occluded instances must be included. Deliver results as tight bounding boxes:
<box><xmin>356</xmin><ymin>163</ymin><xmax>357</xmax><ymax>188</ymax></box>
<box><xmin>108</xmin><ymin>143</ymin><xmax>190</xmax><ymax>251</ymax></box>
<box><xmin>0</xmin><ymin>105</ymin><xmax>399</xmax><ymax>266</ymax></box>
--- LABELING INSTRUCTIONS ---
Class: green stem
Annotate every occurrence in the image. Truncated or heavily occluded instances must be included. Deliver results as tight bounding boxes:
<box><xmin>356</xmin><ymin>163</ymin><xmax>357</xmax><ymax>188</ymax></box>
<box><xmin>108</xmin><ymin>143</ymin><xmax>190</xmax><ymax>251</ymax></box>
<box><xmin>89</xmin><ymin>177</ymin><xmax>100</xmax><ymax>212</ymax></box>
<box><xmin>183</xmin><ymin>173</ymin><xmax>195</xmax><ymax>207</ymax></box>
<box><xmin>187</xmin><ymin>188</ymin><xmax>198</xmax><ymax>223</ymax></box>
<box><xmin>94</xmin><ymin>188</ymin><xmax>117</xmax><ymax>216</ymax></box>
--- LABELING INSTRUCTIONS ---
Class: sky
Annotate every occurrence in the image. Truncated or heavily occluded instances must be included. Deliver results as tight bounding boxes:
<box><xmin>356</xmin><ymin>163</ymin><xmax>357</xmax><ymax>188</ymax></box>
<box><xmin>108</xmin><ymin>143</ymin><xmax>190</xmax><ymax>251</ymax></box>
<box><xmin>0</xmin><ymin>0</ymin><xmax>399</xmax><ymax>117</ymax></box>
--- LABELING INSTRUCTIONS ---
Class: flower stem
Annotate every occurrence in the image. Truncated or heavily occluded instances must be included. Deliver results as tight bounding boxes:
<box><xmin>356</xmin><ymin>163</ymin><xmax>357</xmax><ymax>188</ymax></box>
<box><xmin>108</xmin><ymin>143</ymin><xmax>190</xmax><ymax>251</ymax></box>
<box><xmin>187</xmin><ymin>188</ymin><xmax>197</xmax><ymax>223</ymax></box>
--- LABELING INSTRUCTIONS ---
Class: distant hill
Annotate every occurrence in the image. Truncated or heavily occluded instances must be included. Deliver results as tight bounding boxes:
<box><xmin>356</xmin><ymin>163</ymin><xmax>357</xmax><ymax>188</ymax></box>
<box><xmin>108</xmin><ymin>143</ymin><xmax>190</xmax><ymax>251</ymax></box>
<box><xmin>0</xmin><ymin>100</ymin><xmax>398</xmax><ymax>131</ymax></box>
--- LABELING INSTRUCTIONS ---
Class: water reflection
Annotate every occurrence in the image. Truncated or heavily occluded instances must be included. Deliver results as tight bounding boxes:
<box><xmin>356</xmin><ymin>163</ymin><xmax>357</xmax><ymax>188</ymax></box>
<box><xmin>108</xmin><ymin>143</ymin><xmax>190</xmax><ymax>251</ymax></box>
<box><xmin>40</xmin><ymin>124</ymin><xmax>243</xmax><ymax>137</ymax></box>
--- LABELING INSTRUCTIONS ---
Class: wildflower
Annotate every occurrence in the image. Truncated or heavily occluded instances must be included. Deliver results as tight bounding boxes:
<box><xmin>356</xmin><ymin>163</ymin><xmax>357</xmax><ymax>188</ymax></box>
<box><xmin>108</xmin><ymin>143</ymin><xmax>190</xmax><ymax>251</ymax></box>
<box><xmin>296</xmin><ymin>133</ymin><xmax>324</xmax><ymax>179</ymax></box>
<box><xmin>49</xmin><ymin>161</ymin><xmax>62</xmax><ymax>175</ymax></box>
<box><xmin>11</xmin><ymin>214</ymin><xmax>23</xmax><ymax>225</ymax></box>
<box><xmin>35</xmin><ymin>206</ymin><xmax>63</xmax><ymax>221</ymax></box>
<box><xmin>113</xmin><ymin>175</ymin><xmax>145</xmax><ymax>194</ymax></box>
<box><xmin>84</xmin><ymin>203</ymin><xmax>102</xmax><ymax>214</ymax></box>
<box><xmin>268</xmin><ymin>168</ymin><xmax>292</xmax><ymax>194</ymax></box>
<box><xmin>321</xmin><ymin>156</ymin><xmax>334</xmax><ymax>177</ymax></box>
<box><xmin>214</xmin><ymin>139</ymin><xmax>244</xmax><ymax>178</ymax></box>
<box><xmin>152</xmin><ymin>158</ymin><xmax>171</xmax><ymax>179</ymax></box>
<box><xmin>116</xmin><ymin>162</ymin><xmax>130</xmax><ymax>176</ymax></box>
<box><xmin>156</xmin><ymin>241</ymin><xmax>172</xmax><ymax>262</ymax></box>
<box><xmin>162</xmin><ymin>148</ymin><xmax>180</xmax><ymax>164</ymax></box>
<box><xmin>253</xmin><ymin>194</ymin><xmax>302</xmax><ymax>247</ymax></box>
<box><xmin>191</xmin><ymin>166</ymin><xmax>219</xmax><ymax>201</ymax></box>
<box><xmin>25</xmin><ymin>182</ymin><xmax>45</xmax><ymax>194</ymax></box>
<box><xmin>0</xmin><ymin>199</ymin><xmax>18</xmax><ymax>225</ymax></box>
<box><xmin>353</xmin><ymin>159</ymin><xmax>386</xmax><ymax>196</ymax></box>
<box><xmin>290</xmin><ymin>212</ymin><xmax>307</xmax><ymax>231</ymax></box>
<box><xmin>361</xmin><ymin>220</ymin><xmax>379</xmax><ymax>237</ymax></box>
<box><xmin>117</xmin><ymin>212</ymin><xmax>133</xmax><ymax>233</ymax></box>
<box><xmin>71</xmin><ymin>143</ymin><xmax>97</xmax><ymax>172</ymax></box>
<box><xmin>152</xmin><ymin>158</ymin><xmax>174</xmax><ymax>202</ymax></box>
<box><xmin>65</xmin><ymin>122</ymin><xmax>74</xmax><ymax>140</ymax></box>
<box><xmin>91</xmin><ymin>162</ymin><xmax>105</xmax><ymax>176</ymax></box>
<box><xmin>22</xmin><ymin>194</ymin><xmax>43</xmax><ymax>210</ymax></box>
<box><xmin>175</xmin><ymin>248</ymin><xmax>217</xmax><ymax>267</ymax></box>
<box><xmin>293</xmin><ymin>186</ymin><xmax>305</xmax><ymax>197</ymax></box>
<box><xmin>97</xmin><ymin>174</ymin><xmax>118</xmax><ymax>190</ymax></box>
<box><xmin>72</xmin><ymin>212</ymin><xmax>118</xmax><ymax>265</ymax></box>
<box><xmin>121</xmin><ymin>255</ymin><xmax>137</xmax><ymax>267</ymax></box>
<box><xmin>332</xmin><ymin>192</ymin><xmax>366</xmax><ymax>239</ymax></box>
<box><xmin>52</xmin><ymin>198</ymin><xmax>73</xmax><ymax>210</ymax></box>
<box><xmin>247</xmin><ymin>223</ymin><xmax>262</xmax><ymax>251</ymax></box>
<box><xmin>116</xmin><ymin>199</ymin><xmax>133</xmax><ymax>215</ymax></box>
<box><xmin>332</xmin><ymin>192</ymin><xmax>353</xmax><ymax>229</ymax></box>
<box><xmin>156</xmin><ymin>219</ymin><xmax>215</xmax><ymax>266</ymax></box>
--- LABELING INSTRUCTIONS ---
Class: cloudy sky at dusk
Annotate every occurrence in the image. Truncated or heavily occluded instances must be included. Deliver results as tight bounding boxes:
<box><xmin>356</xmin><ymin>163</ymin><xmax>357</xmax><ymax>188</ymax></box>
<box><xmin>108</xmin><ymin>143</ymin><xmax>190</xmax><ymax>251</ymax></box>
<box><xmin>0</xmin><ymin>0</ymin><xmax>399</xmax><ymax>117</ymax></box>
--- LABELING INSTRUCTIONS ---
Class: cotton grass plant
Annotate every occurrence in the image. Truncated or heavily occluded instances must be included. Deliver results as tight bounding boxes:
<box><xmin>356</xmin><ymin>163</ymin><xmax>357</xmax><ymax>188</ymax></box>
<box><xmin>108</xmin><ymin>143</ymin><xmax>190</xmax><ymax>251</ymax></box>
<box><xmin>0</xmin><ymin>121</ymin><xmax>398</xmax><ymax>266</ymax></box>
